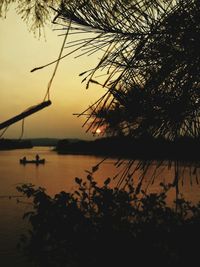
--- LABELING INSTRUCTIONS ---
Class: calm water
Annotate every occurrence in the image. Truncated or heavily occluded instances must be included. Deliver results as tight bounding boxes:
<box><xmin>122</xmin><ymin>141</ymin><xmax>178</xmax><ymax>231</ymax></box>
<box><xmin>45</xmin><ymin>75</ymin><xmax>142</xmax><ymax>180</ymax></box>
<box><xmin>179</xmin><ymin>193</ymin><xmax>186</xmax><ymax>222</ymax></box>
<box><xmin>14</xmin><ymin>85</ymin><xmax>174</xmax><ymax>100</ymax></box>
<box><xmin>0</xmin><ymin>147</ymin><xmax>200</xmax><ymax>266</ymax></box>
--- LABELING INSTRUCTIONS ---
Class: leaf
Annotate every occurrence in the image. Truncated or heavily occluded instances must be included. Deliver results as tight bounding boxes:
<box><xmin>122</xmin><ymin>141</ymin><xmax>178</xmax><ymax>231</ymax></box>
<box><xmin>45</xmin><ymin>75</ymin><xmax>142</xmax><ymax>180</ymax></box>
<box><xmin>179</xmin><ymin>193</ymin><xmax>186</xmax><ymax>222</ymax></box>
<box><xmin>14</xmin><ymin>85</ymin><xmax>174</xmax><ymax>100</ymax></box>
<box><xmin>87</xmin><ymin>175</ymin><xmax>92</xmax><ymax>181</ymax></box>
<box><xmin>92</xmin><ymin>164</ymin><xmax>99</xmax><ymax>173</ymax></box>
<box><xmin>85</xmin><ymin>170</ymin><xmax>92</xmax><ymax>175</ymax></box>
<box><xmin>75</xmin><ymin>177</ymin><xmax>82</xmax><ymax>185</ymax></box>
<box><xmin>104</xmin><ymin>178</ymin><xmax>111</xmax><ymax>186</ymax></box>
<box><xmin>75</xmin><ymin>190</ymin><xmax>81</xmax><ymax>196</ymax></box>
<box><xmin>89</xmin><ymin>79</ymin><xmax>100</xmax><ymax>85</ymax></box>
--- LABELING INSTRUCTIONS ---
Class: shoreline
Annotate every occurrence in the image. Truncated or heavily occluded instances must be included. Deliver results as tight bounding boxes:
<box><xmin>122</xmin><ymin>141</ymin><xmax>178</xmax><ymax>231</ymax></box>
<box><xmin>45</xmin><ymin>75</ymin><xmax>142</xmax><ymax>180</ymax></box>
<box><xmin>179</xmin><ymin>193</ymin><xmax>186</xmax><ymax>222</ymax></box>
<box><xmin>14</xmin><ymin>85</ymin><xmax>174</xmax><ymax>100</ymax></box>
<box><xmin>55</xmin><ymin>137</ymin><xmax>200</xmax><ymax>163</ymax></box>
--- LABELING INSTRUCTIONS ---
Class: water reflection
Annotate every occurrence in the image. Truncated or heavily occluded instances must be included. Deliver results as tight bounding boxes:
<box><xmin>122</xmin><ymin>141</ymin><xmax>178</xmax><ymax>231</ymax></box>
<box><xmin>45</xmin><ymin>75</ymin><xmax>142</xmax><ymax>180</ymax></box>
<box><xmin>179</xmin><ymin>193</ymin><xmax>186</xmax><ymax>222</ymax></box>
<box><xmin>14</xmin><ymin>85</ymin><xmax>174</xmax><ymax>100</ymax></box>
<box><xmin>1</xmin><ymin>147</ymin><xmax>199</xmax><ymax>201</ymax></box>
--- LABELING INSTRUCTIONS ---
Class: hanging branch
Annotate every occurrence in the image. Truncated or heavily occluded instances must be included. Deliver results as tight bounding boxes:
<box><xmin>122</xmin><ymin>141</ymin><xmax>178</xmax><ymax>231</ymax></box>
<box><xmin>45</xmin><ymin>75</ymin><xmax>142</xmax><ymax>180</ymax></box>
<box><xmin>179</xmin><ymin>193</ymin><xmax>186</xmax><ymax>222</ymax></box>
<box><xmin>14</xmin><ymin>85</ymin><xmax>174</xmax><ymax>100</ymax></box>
<box><xmin>0</xmin><ymin>100</ymin><xmax>51</xmax><ymax>131</ymax></box>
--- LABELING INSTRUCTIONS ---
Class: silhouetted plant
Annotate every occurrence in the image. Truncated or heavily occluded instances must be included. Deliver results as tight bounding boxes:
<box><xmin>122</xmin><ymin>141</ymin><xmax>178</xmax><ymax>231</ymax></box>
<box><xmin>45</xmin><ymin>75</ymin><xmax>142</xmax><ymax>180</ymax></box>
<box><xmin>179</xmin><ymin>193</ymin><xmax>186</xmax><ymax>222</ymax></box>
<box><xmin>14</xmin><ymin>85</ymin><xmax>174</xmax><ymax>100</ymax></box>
<box><xmin>0</xmin><ymin>0</ymin><xmax>61</xmax><ymax>34</ymax></box>
<box><xmin>54</xmin><ymin>0</ymin><xmax>200</xmax><ymax>186</ymax></box>
<box><xmin>54</xmin><ymin>0</ymin><xmax>200</xmax><ymax>140</ymax></box>
<box><xmin>17</xmin><ymin>174</ymin><xmax>200</xmax><ymax>267</ymax></box>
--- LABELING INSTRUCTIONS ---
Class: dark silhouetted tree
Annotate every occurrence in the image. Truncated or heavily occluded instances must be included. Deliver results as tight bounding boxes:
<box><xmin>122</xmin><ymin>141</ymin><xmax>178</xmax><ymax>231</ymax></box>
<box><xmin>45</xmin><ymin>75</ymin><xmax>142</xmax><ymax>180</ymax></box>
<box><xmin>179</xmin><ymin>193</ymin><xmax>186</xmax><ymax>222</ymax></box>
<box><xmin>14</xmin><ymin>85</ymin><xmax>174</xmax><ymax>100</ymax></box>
<box><xmin>54</xmin><ymin>0</ymin><xmax>200</xmax><ymax>141</ymax></box>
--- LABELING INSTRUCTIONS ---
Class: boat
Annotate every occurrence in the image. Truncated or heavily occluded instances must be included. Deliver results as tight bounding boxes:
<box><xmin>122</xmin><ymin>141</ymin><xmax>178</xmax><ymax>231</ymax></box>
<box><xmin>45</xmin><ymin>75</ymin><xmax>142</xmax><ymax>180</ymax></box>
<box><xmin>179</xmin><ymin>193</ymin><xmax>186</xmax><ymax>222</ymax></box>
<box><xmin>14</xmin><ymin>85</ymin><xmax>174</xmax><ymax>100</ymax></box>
<box><xmin>20</xmin><ymin>158</ymin><xmax>45</xmax><ymax>165</ymax></box>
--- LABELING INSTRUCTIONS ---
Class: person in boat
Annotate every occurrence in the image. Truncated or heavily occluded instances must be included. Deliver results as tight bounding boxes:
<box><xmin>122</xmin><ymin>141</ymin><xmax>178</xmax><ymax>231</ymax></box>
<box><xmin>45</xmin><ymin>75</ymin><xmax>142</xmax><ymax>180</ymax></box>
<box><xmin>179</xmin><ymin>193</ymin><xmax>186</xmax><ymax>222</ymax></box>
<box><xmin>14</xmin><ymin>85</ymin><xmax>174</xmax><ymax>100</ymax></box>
<box><xmin>22</xmin><ymin>156</ymin><xmax>26</xmax><ymax>163</ymax></box>
<box><xmin>35</xmin><ymin>154</ymin><xmax>40</xmax><ymax>161</ymax></box>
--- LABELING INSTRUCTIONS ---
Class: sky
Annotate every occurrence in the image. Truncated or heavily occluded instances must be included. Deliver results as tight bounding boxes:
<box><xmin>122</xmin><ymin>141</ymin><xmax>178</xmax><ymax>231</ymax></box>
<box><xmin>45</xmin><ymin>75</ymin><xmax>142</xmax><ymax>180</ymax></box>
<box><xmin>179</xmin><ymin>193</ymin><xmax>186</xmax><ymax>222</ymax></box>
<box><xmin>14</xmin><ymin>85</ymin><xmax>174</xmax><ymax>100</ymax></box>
<box><xmin>0</xmin><ymin>7</ymin><xmax>106</xmax><ymax>140</ymax></box>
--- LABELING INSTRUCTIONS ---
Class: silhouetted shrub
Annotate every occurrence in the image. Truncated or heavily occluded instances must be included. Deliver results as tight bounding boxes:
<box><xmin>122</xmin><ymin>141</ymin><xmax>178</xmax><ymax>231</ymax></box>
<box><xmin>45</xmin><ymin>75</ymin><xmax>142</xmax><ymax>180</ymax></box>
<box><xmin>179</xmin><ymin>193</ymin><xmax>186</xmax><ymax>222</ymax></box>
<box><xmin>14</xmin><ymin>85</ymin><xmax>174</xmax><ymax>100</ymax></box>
<box><xmin>17</xmin><ymin>175</ymin><xmax>200</xmax><ymax>267</ymax></box>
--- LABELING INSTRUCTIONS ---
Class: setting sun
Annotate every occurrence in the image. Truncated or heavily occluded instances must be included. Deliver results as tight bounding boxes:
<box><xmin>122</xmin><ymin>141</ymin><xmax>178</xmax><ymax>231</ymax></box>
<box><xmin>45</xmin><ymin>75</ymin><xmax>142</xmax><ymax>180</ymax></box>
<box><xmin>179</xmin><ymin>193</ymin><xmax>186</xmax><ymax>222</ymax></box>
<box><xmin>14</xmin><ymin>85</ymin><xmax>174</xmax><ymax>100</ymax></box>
<box><xmin>96</xmin><ymin>128</ymin><xmax>101</xmax><ymax>134</ymax></box>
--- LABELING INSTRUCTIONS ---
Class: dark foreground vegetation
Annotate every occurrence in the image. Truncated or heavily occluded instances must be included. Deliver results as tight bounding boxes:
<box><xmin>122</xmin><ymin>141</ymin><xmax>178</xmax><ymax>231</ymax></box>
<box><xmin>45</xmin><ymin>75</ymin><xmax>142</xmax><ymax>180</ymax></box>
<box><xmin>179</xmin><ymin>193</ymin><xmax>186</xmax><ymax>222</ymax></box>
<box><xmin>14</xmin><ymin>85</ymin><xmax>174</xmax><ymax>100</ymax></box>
<box><xmin>17</xmin><ymin>174</ymin><xmax>200</xmax><ymax>267</ymax></box>
<box><xmin>56</xmin><ymin>136</ymin><xmax>200</xmax><ymax>161</ymax></box>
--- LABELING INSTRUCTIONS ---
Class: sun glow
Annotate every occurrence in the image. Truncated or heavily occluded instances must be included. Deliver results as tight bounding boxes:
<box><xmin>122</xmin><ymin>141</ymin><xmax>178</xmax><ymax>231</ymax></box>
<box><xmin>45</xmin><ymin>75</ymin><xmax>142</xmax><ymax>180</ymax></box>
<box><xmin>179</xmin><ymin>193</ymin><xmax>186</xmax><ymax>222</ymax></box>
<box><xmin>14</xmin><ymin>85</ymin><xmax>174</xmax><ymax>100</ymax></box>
<box><xmin>95</xmin><ymin>128</ymin><xmax>101</xmax><ymax>134</ymax></box>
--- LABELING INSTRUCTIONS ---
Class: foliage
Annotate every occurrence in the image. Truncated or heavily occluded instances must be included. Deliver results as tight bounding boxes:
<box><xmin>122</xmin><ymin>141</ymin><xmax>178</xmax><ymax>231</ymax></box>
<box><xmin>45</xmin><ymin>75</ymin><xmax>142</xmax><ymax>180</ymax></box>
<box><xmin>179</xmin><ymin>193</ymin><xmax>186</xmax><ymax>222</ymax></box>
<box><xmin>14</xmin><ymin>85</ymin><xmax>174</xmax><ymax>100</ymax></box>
<box><xmin>0</xmin><ymin>0</ymin><xmax>60</xmax><ymax>34</ymax></box>
<box><xmin>55</xmin><ymin>1</ymin><xmax>200</xmax><ymax>185</ymax></box>
<box><xmin>56</xmin><ymin>0</ymin><xmax>200</xmax><ymax>140</ymax></box>
<box><xmin>17</xmin><ymin>174</ymin><xmax>200</xmax><ymax>267</ymax></box>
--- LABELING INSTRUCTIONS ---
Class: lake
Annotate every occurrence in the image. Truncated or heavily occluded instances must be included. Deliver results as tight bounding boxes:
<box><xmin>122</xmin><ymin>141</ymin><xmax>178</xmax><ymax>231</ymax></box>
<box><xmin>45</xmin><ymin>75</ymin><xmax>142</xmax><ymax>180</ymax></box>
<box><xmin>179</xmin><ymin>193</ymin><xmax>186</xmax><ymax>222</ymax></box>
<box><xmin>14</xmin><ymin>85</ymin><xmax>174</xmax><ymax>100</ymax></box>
<box><xmin>0</xmin><ymin>147</ymin><xmax>200</xmax><ymax>266</ymax></box>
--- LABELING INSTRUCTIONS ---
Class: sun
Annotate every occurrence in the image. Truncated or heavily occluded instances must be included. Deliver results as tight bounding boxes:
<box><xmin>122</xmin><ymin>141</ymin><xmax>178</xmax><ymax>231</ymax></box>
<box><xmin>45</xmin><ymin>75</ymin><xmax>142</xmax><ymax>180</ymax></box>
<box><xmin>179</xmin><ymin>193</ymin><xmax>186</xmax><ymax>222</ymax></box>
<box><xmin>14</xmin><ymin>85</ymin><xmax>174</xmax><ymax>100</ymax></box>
<box><xmin>96</xmin><ymin>128</ymin><xmax>101</xmax><ymax>134</ymax></box>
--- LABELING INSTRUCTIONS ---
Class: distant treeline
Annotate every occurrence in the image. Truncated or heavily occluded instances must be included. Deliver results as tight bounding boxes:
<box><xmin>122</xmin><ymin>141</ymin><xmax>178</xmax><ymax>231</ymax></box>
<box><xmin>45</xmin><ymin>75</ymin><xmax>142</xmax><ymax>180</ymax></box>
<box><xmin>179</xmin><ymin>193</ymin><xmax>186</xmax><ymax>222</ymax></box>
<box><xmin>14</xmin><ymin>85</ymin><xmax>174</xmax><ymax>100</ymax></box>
<box><xmin>30</xmin><ymin>138</ymin><xmax>59</xmax><ymax>147</ymax></box>
<box><xmin>0</xmin><ymin>138</ymin><xmax>79</xmax><ymax>150</ymax></box>
<box><xmin>0</xmin><ymin>139</ymin><xmax>32</xmax><ymax>150</ymax></box>
<box><xmin>56</xmin><ymin>136</ymin><xmax>200</xmax><ymax>161</ymax></box>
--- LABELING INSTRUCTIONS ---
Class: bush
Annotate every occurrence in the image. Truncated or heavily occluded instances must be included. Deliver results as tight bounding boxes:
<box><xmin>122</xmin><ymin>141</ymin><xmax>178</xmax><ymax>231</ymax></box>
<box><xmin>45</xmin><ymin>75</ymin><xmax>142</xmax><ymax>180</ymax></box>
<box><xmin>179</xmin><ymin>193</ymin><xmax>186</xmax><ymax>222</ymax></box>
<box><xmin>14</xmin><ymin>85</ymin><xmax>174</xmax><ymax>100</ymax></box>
<box><xmin>17</xmin><ymin>174</ymin><xmax>200</xmax><ymax>267</ymax></box>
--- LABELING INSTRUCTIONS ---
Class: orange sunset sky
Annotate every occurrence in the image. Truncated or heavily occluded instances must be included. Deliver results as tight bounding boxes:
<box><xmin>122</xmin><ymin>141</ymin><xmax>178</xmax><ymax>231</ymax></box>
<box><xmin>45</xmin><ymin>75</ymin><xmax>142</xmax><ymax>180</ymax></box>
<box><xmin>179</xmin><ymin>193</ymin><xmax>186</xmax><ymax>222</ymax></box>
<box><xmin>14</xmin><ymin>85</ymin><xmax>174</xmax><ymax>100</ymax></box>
<box><xmin>0</xmin><ymin>6</ymin><xmax>105</xmax><ymax>139</ymax></box>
